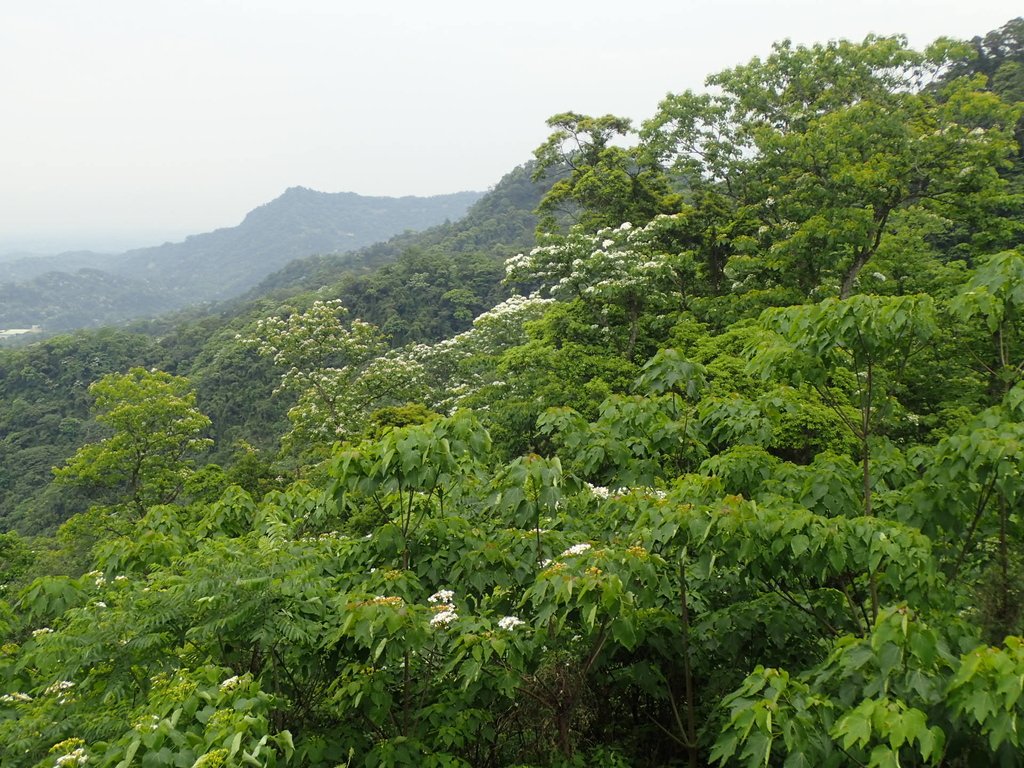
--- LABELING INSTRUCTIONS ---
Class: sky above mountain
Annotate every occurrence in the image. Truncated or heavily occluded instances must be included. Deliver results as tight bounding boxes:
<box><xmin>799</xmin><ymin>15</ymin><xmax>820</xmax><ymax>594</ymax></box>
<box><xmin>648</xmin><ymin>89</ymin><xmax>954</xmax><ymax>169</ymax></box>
<box><xmin>2</xmin><ymin>0</ymin><xmax>1020</xmax><ymax>254</ymax></box>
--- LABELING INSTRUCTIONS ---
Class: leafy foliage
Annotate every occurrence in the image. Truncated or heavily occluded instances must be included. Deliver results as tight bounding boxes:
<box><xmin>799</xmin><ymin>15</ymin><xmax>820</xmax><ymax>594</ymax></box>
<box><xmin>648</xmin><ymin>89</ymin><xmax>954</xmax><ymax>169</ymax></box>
<box><xmin>5</xmin><ymin>18</ymin><xmax>1024</xmax><ymax>768</ymax></box>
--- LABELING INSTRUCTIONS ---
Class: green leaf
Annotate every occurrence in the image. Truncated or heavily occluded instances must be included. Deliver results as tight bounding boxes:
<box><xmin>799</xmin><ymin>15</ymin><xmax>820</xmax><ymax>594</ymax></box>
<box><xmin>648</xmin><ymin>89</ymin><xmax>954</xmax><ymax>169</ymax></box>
<box><xmin>837</xmin><ymin>707</ymin><xmax>872</xmax><ymax>749</ymax></box>
<box><xmin>790</xmin><ymin>534</ymin><xmax>810</xmax><ymax>557</ymax></box>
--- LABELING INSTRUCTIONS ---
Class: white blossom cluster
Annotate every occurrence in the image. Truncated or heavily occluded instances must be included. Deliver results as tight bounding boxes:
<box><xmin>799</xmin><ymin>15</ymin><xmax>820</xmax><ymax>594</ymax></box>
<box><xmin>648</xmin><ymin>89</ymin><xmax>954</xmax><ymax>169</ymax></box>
<box><xmin>586</xmin><ymin>483</ymin><xmax>666</xmax><ymax>500</ymax></box>
<box><xmin>55</xmin><ymin>749</ymin><xmax>88</xmax><ymax>767</ymax></box>
<box><xmin>561</xmin><ymin>543</ymin><xmax>592</xmax><ymax>557</ymax></box>
<box><xmin>497</xmin><ymin>615</ymin><xmax>525</xmax><ymax>631</ymax></box>
<box><xmin>428</xmin><ymin>588</ymin><xmax>458</xmax><ymax>627</ymax></box>
<box><xmin>430</xmin><ymin>609</ymin><xmax>458</xmax><ymax>627</ymax></box>
<box><xmin>135</xmin><ymin>714</ymin><xmax>161</xmax><ymax>732</ymax></box>
<box><xmin>395</xmin><ymin>294</ymin><xmax>554</xmax><ymax>412</ymax></box>
<box><xmin>0</xmin><ymin>692</ymin><xmax>31</xmax><ymax>702</ymax></box>
<box><xmin>31</xmin><ymin>627</ymin><xmax>53</xmax><ymax>637</ymax></box>
<box><xmin>299</xmin><ymin>531</ymin><xmax>348</xmax><ymax>543</ymax></box>
<box><xmin>44</xmin><ymin>680</ymin><xmax>75</xmax><ymax>704</ymax></box>
<box><xmin>504</xmin><ymin>217</ymin><xmax>681</xmax><ymax>308</ymax></box>
<box><xmin>220</xmin><ymin>675</ymin><xmax>243</xmax><ymax>691</ymax></box>
<box><xmin>539</xmin><ymin>541</ymin><xmax>596</xmax><ymax>570</ymax></box>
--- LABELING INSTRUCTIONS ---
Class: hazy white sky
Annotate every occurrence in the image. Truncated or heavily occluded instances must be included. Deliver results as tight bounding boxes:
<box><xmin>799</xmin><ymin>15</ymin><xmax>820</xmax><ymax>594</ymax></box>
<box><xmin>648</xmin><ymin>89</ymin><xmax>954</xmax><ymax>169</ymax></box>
<box><xmin>1</xmin><ymin>0</ymin><xmax>1020</xmax><ymax>253</ymax></box>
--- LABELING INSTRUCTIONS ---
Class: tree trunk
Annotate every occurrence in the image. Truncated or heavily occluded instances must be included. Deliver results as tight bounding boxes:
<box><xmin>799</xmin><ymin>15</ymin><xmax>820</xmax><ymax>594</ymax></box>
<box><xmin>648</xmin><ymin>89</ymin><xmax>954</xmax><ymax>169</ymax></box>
<box><xmin>839</xmin><ymin>211</ymin><xmax>890</xmax><ymax>299</ymax></box>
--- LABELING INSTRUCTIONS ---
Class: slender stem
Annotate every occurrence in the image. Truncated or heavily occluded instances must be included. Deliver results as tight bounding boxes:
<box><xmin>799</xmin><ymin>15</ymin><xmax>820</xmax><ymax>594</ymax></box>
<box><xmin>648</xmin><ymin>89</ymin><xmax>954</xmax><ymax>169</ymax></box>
<box><xmin>650</xmin><ymin>711</ymin><xmax>695</xmax><ymax>748</ymax></box>
<box><xmin>861</xmin><ymin>361</ymin><xmax>878</xmax><ymax>622</ymax></box>
<box><xmin>862</xmin><ymin>361</ymin><xmax>873</xmax><ymax>518</ymax></box>
<box><xmin>680</xmin><ymin>557</ymin><xmax>698</xmax><ymax>768</ymax></box>
<box><xmin>1000</xmin><ymin>496</ymin><xmax>1010</xmax><ymax>632</ymax></box>
<box><xmin>951</xmin><ymin>477</ymin><xmax>996</xmax><ymax>580</ymax></box>
<box><xmin>765</xmin><ymin>577</ymin><xmax>840</xmax><ymax>637</ymax></box>
<box><xmin>841</xmin><ymin>578</ymin><xmax>867</xmax><ymax>637</ymax></box>
<box><xmin>403</xmin><ymin>648</ymin><xmax>411</xmax><ymax>736</ymax></box>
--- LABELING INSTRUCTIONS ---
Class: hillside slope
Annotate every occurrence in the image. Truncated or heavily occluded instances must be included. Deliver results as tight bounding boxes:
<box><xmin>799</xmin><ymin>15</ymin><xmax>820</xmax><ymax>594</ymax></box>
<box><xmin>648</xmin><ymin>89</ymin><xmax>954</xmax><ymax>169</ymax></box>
<box><xmin>110</xmin><ymin>187</ymin><xmax>482</xmax><ymax>300</ymax></box>
<box><xmin>0</xmin><ymin>188</ymin><xmax>482</xmax><ymax>331</ymax></box>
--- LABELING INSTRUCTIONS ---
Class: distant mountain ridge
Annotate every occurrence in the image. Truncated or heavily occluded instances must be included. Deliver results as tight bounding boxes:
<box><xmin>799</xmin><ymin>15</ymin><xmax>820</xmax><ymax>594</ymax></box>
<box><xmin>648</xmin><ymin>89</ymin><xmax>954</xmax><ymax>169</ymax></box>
<box><xmin>0</xmin><ymin>251</ymin><xmax>119</xmax><ymax>283</ymax></box>
<box><xmin>0</xmin><ymin>187</ymin><xmax>482</xmax><ymax>331</ymax></box>
<box><xmin>111</xmin><ymin>187</ymin><xmax>482</xmax><ymax>301</ymax></box>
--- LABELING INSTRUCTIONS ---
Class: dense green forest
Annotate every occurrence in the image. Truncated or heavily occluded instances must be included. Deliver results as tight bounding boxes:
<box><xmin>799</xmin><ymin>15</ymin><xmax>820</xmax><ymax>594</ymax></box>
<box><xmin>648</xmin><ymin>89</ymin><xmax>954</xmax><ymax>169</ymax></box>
<box><xmin>2</xmin><ymin>20</ymin><xmax>1024</xmax><ymax>767</ymax></box>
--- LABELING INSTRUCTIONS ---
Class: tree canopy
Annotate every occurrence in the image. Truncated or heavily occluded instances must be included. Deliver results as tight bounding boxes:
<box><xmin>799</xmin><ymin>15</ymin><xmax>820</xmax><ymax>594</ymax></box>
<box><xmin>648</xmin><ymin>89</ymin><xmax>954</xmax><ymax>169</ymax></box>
<box><xmin>2</xmin><ymin>19</ymin><xmax>1024</xmax><ymax>768</ymax></box>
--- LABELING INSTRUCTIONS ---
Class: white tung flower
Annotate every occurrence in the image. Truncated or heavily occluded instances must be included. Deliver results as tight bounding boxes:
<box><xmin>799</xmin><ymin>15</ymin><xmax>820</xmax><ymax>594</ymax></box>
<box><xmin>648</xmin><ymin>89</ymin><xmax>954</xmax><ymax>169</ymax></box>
<box><xmin>220</xmin><ymin>675</ymin><xmax>242</xmax><ymax>691</ymax></box>
<box><xmin>497</xmin><ymin>616</ymin><xmax>526</xmax><ymax>631</ymax></box>
<box><xmin>32</xmin><ymin>627</ymin><xmax>53</xmax><ymax>637</ymax></box>
<box><xmin>561</xmin><ymin>543</ymin><xmax>592</xmax><ymax>557</ymax></box>
<box><xmin>430</xmin><ymin>609</ymin><xmax>458</xmax><ymax>627</ymax></box>
<box><xmin>55</xmin><ymin>749</ymin><xmax>88</xmax><ymax>767</ymax></box>
<box><xmin>428</xmin><ymin>589</ymin><xmax>455</xmax><ymax>605</ymax></box>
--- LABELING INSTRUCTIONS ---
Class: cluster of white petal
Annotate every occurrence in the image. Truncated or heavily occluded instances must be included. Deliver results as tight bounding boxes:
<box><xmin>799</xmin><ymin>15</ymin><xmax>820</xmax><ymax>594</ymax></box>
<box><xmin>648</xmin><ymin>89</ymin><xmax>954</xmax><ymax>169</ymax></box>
<box><xmin>497</xmin><ymin>615</ymin><xmax>526</xmax><ymax>631</ymax></box>
<box><xmin>44</xmin><ymin>680</ymin><xmax>76</xmax><ymax>704</ymax></box>
<box><xmin>561</xmin><ymin>543</ymin><xmax>592</xmax><ymax>557</ymax></box>
<box><xmin>219</xmin><ymin>675</ymin><xmax>242</xmax><ymax>691</ymax></box>
<box><xmin>504</xmin><ymin>217</ymin><xmax>683</xmax><ymax>311</ymax></box>
<box><xmin>393</xmin><ymin>294</ymin><xmax>554</xmax><ymax>412</ymax></box>
<box><xmin>55</xmin><ymin>749</ymin><xmax>88</xmax><ymax>767</ymax></box>
<box><xmin>430</xmin><ymin>609</ymin><xmax>458</xmax><ymax>627</ymax></box>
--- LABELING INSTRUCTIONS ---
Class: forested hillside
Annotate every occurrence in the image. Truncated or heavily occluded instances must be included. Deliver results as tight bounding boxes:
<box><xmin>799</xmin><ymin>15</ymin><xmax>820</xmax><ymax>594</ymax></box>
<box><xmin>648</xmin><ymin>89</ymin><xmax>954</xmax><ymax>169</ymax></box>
<box><xmin>111</xmin><ymin>187</ymin><xmax>483</xmax><ymax>301</ymax></box>
<box><xmin>2</xmin><ymin>20</ymin><xmax>1024</xmax><ymax>768</ymax></box>
<box><xmin>0</xmin><ymin>164</ymin><xmax>546</xmax><ymax>535</ymax></box>
<box><xmin>0</xmin><ymin>188</ymin><xmax>481</xmax><ymax>332</ymax></box>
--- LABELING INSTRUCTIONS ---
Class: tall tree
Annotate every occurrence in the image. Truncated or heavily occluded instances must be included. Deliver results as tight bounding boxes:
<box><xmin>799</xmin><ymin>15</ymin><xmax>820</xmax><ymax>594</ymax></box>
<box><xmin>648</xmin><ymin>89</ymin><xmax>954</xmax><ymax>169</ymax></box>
<box><xmin>642</xmin><ymin>35</ymin><xmax>1020</xmax><ymax>298</ymax></box>
<box><xmin>532</xmin><ymin>112</ymin><xmax>676</xmax><ymax>234</ymax></box>
<box><xmin>53</xmin><ymin>368</ymin><xmax>212</xmax><ymax>517</ymax></box>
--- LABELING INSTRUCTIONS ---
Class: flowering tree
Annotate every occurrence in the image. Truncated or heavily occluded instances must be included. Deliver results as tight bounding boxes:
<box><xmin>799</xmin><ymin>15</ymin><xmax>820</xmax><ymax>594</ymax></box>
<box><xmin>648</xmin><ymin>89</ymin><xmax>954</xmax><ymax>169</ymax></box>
<box><xmin>505</xmin><ymin>216</ymin><xmax>686</xmax><ymax>356</ymax></box>
<box><xmin>641</xmin><ymin>35</ymin><xmax>1020</xmax><ymax>299</ymax></box>
<box><xmin>240</xmin><ymin>300</ymin><xmax>422</xmax><ymax>450</ymax></box>
<box><xmin>399</xmin><ymin>294</ymin><xmax>554</xmax><ymax>413</ymax></box>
